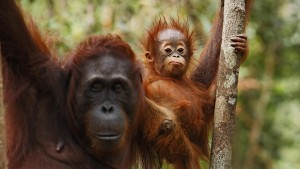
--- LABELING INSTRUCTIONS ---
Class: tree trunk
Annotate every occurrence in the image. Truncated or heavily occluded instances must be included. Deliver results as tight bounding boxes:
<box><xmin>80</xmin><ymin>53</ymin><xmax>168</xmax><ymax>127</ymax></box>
<box><xmin>209</xmin><ymin>0</ymin><xmax>247</xmax><ymax>169</ymax></box>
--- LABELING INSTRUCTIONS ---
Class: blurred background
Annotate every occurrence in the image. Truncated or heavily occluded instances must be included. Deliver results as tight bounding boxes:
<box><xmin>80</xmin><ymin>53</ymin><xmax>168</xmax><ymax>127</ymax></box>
<box><xmin>0</xmin><ymin>0</ymin><xmax>299</xmax><ymax>169</ymax></box>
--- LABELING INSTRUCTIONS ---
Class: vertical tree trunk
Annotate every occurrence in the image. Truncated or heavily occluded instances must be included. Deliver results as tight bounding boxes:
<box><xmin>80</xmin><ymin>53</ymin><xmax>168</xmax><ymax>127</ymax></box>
<box><xmin>210</xmin><ymin>0</ymin><xmax>246</xmax><ymax>169</ymax></box>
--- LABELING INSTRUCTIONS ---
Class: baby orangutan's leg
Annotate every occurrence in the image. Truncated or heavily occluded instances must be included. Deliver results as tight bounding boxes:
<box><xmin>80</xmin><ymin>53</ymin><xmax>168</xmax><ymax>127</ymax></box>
<box><xmin>142</xmin><ymin>97</ymin><xmax>176</xmax><ymax>141</ymax></box>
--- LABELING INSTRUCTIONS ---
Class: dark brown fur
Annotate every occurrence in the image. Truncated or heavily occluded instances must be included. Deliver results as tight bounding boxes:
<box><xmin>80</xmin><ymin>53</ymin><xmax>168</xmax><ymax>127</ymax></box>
<box><xmin>0</xmin><ymin>1</ymin><xmax>144</xmax><ymax>168</ymax></box>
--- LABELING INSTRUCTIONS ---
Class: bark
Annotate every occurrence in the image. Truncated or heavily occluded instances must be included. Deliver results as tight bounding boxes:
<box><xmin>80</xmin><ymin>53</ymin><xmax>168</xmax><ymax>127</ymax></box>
<box><xmin>209</xmin><ymin>1</ymin><xmax>246</xmax><ymax>169</ymax></box>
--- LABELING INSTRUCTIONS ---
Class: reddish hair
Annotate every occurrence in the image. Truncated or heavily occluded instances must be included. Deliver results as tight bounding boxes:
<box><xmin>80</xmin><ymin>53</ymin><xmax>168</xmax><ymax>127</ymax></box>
<box><xmin>69</xmin><ymin>34</ymin><xmax>136</xmax><ymax>66</ymax></box>
<box><xmin>141</xmin><ymin>17</ymin><xmax>197</xmax><ymax>58</ymax></box>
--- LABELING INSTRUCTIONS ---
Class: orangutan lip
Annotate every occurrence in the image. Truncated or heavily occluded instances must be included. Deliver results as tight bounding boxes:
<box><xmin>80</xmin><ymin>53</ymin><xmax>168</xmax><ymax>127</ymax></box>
<box><xmin>96</xmin><ymin>133</ymin><xmax>121</xmax><ymax>141</ymax></box>
<box><xmin>169</xmin><ymin>61</ymin><xmax>183</xmax><ymax>66</ymax></box>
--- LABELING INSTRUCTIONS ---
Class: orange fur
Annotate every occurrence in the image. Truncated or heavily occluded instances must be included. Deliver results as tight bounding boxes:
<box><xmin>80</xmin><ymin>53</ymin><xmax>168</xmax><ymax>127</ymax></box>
<box><xmin>140</xmin><ymin>15</ymin><xmax>215</xmax><ymax>169</ymax></box>
<box><xmin>140</xmin><ymin>0</ymin><xmax>251</xmax><ymax>168</ymax></box>
<box><xmin>143</xmin><ymin>67</ymin><xmax>213</xmax><ymax>169</ymax></box>
<box><xmin>141</xmin><ymin>17</ymin><xmax>197</xmax><ymax>58</ymax></box>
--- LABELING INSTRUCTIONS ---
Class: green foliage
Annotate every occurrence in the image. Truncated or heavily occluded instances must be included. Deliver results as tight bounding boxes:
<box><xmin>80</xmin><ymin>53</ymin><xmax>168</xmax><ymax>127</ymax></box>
<box><xmin>17</xmin><ymin>0</ymin><xmax>300</xmax><ymax>168</ymax></box>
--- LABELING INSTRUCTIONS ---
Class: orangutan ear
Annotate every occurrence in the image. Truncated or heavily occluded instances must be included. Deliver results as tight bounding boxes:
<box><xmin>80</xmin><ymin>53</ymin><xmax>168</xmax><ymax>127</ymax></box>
<box><xmin>145</xmin><ymin>51</ymin><xmax>153</xmax><ymax>63</ymax></box>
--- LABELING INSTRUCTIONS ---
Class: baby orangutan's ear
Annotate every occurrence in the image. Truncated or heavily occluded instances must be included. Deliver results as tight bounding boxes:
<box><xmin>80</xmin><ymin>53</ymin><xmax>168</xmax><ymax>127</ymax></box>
<box><xmin>145</xmin><ymin>51</ymin><xmax>153</xmax><ymax>62</ymax></box>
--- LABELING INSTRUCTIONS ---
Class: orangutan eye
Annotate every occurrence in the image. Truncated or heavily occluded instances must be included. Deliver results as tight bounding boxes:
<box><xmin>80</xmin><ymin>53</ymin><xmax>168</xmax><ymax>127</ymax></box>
<box><xmin>164</xmin><ymin>48</ymin><xmax>172</xmax><ymax>53</ymax></box>
<box><xmin>91</xmin><ymin>82</ymin><xmax>104</xmax><ymax>92</ymax></box>
<box><xmin>177</xmin><ymin>48</ymin><xmax>184</xmax><ymax>53</ymax></box>
<box><xmin>112</xmin><ymin>83</ymin><xmax>124</xmax><ymax>93</ymax></box>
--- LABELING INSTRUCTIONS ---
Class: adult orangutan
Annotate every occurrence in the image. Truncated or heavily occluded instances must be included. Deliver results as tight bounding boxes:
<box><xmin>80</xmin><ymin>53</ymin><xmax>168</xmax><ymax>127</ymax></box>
<box><xmin>0</xmin><ymin>0</ymin><xmax>174</xmax><ymax>168</ymax></box>
<box><xmin>139</xmin><ymin>0</ymin><xmax>251</xmax><ymax>168</ymax></box>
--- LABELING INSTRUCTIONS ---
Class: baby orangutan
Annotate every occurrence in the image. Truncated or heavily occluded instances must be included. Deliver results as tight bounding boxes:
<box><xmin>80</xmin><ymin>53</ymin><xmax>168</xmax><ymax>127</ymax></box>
<box><xmin>139</xmin><ymin>1</ymin><xmax>250</xmax><ymax>168</ymax></box>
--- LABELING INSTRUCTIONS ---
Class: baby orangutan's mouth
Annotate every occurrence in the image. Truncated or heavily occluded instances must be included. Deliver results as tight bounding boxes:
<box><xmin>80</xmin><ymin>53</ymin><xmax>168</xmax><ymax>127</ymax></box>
<box><xmin>168</xmin><ymin>61</ymin><xmax>183</xmax><ymax>66</ymax></box>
